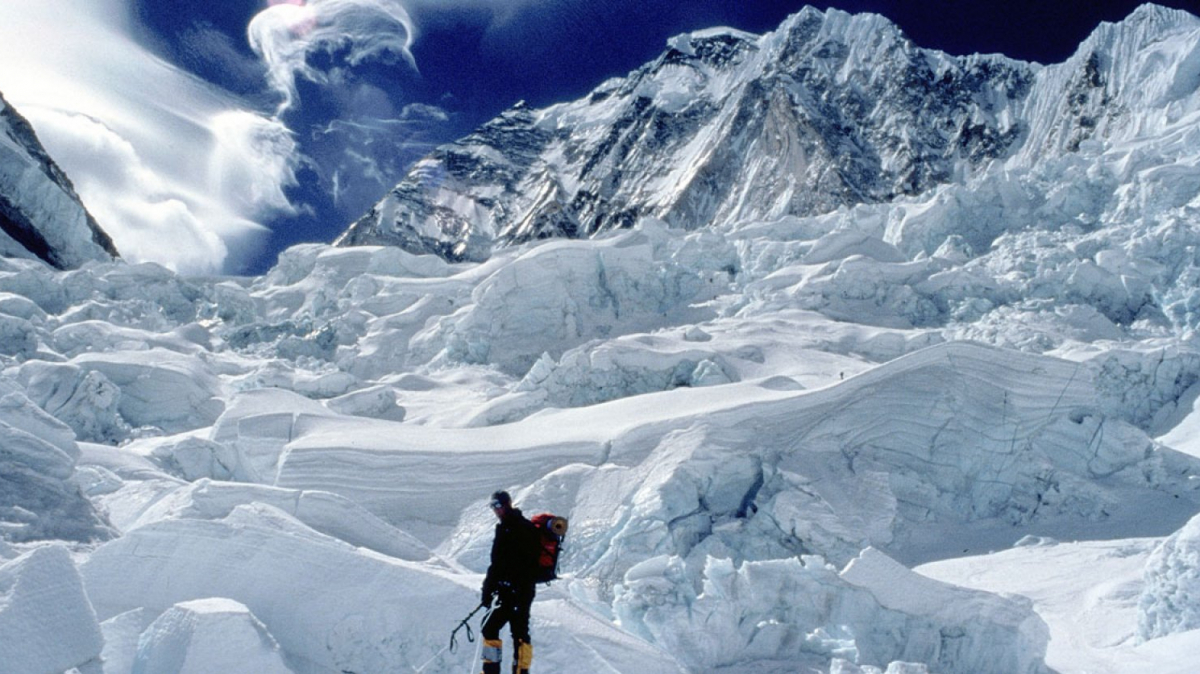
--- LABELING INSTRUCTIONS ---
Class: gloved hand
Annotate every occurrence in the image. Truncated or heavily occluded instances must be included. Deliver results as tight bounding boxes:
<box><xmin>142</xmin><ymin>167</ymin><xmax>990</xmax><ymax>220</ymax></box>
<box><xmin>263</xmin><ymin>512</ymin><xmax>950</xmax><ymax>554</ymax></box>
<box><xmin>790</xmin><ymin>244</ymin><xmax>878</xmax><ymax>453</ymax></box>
<box><xmin>481</xmin><ymin>579</ymin><xmax>496</xmax><ymax>606</ymax></box>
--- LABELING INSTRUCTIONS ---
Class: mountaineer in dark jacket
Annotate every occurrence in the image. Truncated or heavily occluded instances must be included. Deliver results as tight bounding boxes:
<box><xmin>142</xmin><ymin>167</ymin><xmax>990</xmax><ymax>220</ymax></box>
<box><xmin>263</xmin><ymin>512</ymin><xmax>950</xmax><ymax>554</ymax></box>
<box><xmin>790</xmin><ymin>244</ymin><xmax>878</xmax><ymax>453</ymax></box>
<box><xmin>480</xmin><ymin>490</ymin><xmax>538</xmax><ymax>674</ymax></box>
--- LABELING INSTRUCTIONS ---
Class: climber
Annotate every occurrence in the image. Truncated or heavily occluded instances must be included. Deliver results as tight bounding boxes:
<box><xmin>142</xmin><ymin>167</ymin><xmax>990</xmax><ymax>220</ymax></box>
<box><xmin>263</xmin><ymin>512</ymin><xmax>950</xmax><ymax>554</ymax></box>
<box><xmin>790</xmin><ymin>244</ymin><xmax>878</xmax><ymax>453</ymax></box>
<box><xmin>480</xmin><ymin>490</ymin><xmax>539</xmax><ymax>674</ymax></box>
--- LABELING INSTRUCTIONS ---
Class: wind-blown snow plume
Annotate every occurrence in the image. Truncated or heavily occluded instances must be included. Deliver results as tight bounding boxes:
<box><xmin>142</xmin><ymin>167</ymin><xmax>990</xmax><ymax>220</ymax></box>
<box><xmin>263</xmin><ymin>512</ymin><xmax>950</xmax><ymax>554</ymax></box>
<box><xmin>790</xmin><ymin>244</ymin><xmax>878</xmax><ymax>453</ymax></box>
<box><xmin>208</xmin><ymin>111</ymin><xmax>298</xmax><ymax>216</ymax></box>
<box><xmin>248</xmin><ymin>0</ymin><xmax>417</xmax><ymax>114</ymax></box>
<box><xmin>0</xmin><ymin>0</ymin><xmax>300</xmax><ymax>274</ymax></box>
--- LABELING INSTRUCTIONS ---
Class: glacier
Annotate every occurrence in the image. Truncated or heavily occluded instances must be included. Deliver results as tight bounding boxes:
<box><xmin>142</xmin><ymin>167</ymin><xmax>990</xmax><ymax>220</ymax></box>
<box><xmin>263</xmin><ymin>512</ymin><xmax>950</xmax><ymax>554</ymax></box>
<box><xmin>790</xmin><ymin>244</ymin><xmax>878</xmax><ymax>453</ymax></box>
<box><xmin>3</xmin><ymin>3</ymin><xmax>1200</xmax><ymax>674</ymax></box>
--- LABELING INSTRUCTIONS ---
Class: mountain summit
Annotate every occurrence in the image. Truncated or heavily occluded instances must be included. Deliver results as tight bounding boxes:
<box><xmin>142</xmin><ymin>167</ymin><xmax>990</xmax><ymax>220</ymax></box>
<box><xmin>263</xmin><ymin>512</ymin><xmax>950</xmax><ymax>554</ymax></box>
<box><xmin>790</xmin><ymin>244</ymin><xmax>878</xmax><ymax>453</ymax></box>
<box><xmin>335</xmin><ymin>4</ymin><xmax>1200</xmax><ymax>262</ymax></box>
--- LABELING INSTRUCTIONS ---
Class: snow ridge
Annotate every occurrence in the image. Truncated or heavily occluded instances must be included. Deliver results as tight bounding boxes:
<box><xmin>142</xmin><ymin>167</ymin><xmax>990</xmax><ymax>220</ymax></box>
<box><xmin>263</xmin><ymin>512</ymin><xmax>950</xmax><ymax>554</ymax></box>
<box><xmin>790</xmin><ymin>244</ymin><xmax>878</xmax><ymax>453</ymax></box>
<box><xmin>338</xmin><ymin>5</ymin><xmax>1036</xmax><ymax>260</ymax></box>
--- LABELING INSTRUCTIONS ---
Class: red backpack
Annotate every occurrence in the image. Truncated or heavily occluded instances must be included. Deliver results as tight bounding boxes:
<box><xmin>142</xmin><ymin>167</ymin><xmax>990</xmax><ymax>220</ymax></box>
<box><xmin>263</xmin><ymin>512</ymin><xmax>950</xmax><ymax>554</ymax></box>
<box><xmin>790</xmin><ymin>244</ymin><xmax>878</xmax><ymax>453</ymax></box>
<box><xmin>529</xmin><ymin>513</ymin><xmax>568</xmax><ymax>584</ymax></box>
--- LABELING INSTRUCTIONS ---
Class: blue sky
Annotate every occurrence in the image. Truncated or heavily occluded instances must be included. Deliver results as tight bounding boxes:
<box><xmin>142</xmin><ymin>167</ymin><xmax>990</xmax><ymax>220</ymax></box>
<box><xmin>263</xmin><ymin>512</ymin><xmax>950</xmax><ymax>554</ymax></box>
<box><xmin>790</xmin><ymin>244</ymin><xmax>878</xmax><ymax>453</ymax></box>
<box><xmin>2</xmin><ymin>0</ymin><xmax>1197</xmax><ymax>274</ymax></box>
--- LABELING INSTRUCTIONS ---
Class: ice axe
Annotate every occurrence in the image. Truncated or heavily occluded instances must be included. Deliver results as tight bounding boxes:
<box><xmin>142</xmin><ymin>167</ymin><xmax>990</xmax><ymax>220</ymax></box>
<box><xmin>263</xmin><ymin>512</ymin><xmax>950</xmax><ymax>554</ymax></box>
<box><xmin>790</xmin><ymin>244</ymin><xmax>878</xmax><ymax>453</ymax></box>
<box><xmin>449</xmin><ymin>596</ymin><xmax>497</xmax><ymax>654</ymax></box>
<box><xmin>413</xmin><ymin>598</ymin><xmax>497</xmax><ymax>674</ymax></box>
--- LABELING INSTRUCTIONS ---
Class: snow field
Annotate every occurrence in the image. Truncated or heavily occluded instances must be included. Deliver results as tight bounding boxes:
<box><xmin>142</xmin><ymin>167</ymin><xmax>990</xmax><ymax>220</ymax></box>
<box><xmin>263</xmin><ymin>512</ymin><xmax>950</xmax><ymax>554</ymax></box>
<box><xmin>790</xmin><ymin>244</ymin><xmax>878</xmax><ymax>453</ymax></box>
<box><xmin>82</xmin><ymin>502</ymin><xmax>457</xmax><ymax>673</ymax></box>
<box><xmin>918</xmin><ymin>533</ymin><xmax>1200</xmax><ymax>674</ymax></box>
<box><xmin>80</xmin><ymin>500</ymin><xmax>676</xmax><ymax>673</ymax></box>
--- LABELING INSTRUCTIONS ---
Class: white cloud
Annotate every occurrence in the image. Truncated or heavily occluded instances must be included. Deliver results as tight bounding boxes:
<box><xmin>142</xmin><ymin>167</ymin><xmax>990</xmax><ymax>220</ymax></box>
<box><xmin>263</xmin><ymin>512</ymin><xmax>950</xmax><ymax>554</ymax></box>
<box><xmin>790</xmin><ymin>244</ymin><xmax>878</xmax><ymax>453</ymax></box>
<box><xmin>209</xmin><ymin>111</ymin><xmax>299</xmax><ymax>216</ymax></box>
<box><xmin>22</xmin><ymin>109</ymin><xmax>234</xmax><ymax>273</ymax></box>
<box><xmin>400</xmin><ymin>102</ymin><xmax>450</xmax><ymax>122</ymax></box>
<box><xmin>249</xmin><ymin>0</ymin><xmax>417</xmax><ymax>113</ymax></box>
<box><xmin>0</xmin><ymin>0</ymin><xmax>299</xmax><ymax>274</ymax></box>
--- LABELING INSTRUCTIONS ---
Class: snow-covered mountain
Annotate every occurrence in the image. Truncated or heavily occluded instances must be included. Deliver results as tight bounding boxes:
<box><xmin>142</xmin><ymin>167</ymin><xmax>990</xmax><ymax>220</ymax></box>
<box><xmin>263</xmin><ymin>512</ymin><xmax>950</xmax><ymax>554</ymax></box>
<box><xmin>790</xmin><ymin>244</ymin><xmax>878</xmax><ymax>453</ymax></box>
<box><xmin>0</xmin><ymin>90</ymin><xmax>118</xmax><ymax>270</ymax></box>
<box><xmin>4</xmin><ymin>4</ymin><xmax>1200</xmax><ymax>674</ymax></box>
<box><xmin>336</xmin><ymin>4</ymin><xmax>1200</xmax><ymax>263</ymax></box>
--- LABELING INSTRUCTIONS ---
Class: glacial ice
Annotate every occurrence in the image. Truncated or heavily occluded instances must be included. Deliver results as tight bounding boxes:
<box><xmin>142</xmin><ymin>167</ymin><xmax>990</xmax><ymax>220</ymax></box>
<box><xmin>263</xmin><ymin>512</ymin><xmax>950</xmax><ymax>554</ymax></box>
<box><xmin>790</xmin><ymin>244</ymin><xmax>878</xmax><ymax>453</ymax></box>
<box><xmin>2</xmin><ymin>212</ymin><xmax>1199</xmax><ymax>672</ymax></box>
<box><xmin>1139</xmin><ymin>512</ymin><xmax>1200</xmax><ymax>640</ymax></box>
<box><xmin>208</xmin><ymin>388</ymin><xmax>337</xmax><ymax>483</ymax></box>
<box><xmin>0</xmin><ymin>391</ymin><xmax>112</xmax><ymax>542</ymax></box>
<box><xmin>831</xmin><ymin>662</ymin><xmax>931</xmax><ymax>674</ymax></box>
<box><xmin>19</xmin><ymin>362</ymin><xmax>130</xmax><ymax>443</ymax></box>
<box><xmin>97</xmin><ymin>609</ymin><xmax>153</xmax><ymax>674</ymax></box>
<box><xmin>0</xmin><ymin>313</ymin><xmax>36</xmax><ymax>357</ymax></box>
<box><xmin>15</xmin><ymin>350</ymin><xmax>225</xmax><ymax>438</ymax></box>
<box><xmin>325</xmin><ymin>384</ymin><xmax>406</xmax><ymax>421</ymax></box>
<box><xmin>0</xmin><ymin>545</ymin><xmax>104</xmax><ymax>674</ymax></box>
<box><xmin>411</xmin><ymin>231</ymin><xmax>724</xmax><ymax>375</ymax></box>
<box><xmin>129</xmin><ymin>598</ymin><xmax>291</xmax><ymax>674</ymax></box>
<box><xmin>3</xmin><ymin>201</ymin><xmax>1200</xmax><ymax>670</ymax></box>
<box><xmin>612</xmin><ymin>549</ymin><xmax>1047</xmax><ymax>673</ymax></box>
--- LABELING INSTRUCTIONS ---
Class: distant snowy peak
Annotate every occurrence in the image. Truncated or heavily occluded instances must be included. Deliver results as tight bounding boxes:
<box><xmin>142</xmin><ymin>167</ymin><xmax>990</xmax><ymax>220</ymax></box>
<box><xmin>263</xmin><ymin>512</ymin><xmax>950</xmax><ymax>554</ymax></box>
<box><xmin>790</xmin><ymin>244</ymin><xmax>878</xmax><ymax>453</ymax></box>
<box><xmin>0</xmin><ymin>91</ymin><xmax>118</xmax><ymax>270</ymax></box>
<box><xmin>337</xmin><ymin>3</ymin><xmax>1200</xmax><ymax>261</ymax></box>
<box><xmin>666</xmin><ymin>27</ymin><xmax>758</xmax><ymax>59</ymax></box>
<box><xmin>1017</xmin><ymin>3</ymin><xmax>1200</xmax><ymax>161</ymax></box>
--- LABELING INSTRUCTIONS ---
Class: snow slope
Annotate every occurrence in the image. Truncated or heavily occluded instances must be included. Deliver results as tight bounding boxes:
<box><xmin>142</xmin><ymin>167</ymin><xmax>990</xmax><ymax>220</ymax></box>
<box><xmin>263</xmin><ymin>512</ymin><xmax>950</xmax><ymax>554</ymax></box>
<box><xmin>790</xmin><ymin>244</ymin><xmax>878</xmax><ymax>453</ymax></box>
<box><xmin>2</xmin><ymin>4</ymin><xmax>1200</xmax><ymax>674</ymax></box>
<box><xmin>918</xmin><ymin>531</ymin><xmax>1200</xmax><ymax>674</ymax></box>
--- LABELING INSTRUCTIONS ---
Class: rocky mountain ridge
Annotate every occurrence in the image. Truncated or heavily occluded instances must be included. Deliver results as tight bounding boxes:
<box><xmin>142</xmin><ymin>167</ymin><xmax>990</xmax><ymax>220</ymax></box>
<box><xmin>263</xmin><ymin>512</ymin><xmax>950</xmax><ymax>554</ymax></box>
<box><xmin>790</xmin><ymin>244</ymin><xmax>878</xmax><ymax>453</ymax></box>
<box><xmin>0</xmin><ymin>90</ymin><xmax>118</xmax><ymax>269</ymax></box>
<box><xmin>336</xmin><ymin>4</ymin><xmax>1200</xmax><ymax>262</ymax></box>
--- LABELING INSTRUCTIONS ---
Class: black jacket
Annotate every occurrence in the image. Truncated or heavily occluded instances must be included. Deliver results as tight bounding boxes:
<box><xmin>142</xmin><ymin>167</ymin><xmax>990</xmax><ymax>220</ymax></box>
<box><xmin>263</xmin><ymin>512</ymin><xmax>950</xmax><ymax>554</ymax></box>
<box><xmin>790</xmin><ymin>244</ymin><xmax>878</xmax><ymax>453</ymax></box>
<box><xmin>484</xmin><ymin>508</ymin><xmax>539</xmax><ymax>593</ymax></box>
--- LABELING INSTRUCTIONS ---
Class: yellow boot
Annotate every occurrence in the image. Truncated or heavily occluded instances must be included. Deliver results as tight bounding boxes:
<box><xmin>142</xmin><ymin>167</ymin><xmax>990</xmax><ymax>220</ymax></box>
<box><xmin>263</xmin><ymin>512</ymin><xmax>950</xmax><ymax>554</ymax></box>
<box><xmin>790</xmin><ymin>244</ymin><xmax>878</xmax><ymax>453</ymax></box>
<box><xmin>512</xmin><ymin>640</ymin><xmax>532</xmax><ymax>674</ymax></box>
<box><xmin>481</xmin><ymin>638</ymin><xmax>502</xmax><ymax>674</ymax></box>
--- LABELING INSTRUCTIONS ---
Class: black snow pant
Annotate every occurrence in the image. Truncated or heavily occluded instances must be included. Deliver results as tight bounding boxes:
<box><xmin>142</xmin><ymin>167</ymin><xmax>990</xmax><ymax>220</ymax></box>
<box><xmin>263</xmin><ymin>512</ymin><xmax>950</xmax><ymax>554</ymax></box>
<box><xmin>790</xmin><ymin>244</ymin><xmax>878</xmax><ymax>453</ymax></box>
<box><xmin>481</xmin><ymin>584</ymin><xmax>535</xmax><ymax>674</ymax></box>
